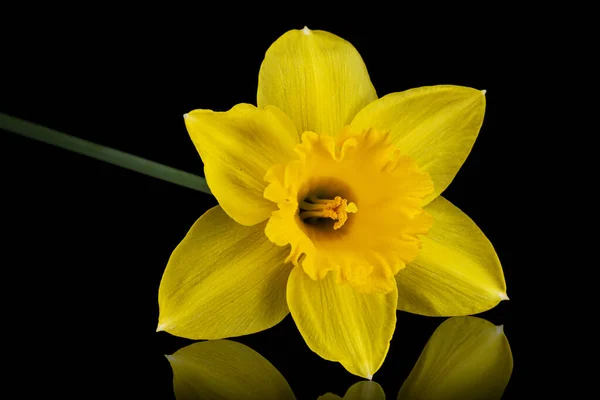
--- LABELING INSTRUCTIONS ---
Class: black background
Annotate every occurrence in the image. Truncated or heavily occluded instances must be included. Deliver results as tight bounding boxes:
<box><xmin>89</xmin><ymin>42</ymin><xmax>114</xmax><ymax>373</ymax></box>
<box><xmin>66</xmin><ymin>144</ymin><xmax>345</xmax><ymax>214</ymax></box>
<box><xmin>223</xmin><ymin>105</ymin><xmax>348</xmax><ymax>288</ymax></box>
<box><xmin>2</xmin><ymin>9</ymin><xmax>535</xmax><ymax>399</ymax></box>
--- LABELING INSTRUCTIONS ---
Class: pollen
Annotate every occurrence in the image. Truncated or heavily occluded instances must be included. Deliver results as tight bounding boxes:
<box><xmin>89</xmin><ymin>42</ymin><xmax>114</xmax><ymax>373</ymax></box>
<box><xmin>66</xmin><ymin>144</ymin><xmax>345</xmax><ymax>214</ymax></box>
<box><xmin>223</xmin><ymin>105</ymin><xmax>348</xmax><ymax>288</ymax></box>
<box><xmin>299</xmin><ymin>195</ymin><xmax>358</xmax><ymax>230</ymax></box>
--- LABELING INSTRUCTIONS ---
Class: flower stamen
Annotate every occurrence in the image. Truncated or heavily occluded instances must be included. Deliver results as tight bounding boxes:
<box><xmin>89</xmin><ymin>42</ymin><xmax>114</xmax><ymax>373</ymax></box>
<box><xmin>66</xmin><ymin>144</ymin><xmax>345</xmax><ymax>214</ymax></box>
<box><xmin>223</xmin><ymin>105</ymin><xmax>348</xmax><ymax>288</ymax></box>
<box><xmin>299</xmin><ymin>195</ymin><xmax>358</xmax><ymax>230</ymax></box>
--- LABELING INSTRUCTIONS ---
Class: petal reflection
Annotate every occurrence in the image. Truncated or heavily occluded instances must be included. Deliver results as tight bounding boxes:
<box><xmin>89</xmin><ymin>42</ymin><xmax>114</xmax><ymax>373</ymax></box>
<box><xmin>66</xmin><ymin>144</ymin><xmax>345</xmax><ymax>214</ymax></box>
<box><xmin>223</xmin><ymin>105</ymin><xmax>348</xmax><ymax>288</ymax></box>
<box><xmin>397</xmin><ymin>317</ymin><xmax>512</xmax><ymax>400</ymax></box>
<box><xmin>166</xmin><ymin>340</ymin><xmax>296</xmax><ymax>400</ymax></box>
<box><xmin>318</xmin><ymin>380</ymin><xmax>386</xmax><ymax>400</ymax></box>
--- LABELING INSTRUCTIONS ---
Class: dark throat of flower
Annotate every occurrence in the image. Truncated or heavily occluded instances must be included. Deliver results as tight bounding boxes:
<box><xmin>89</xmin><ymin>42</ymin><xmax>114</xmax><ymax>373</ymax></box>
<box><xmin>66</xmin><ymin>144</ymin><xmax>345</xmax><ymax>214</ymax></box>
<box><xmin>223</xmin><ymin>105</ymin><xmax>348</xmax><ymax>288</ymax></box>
<box><xmin>299</xmin><ymin>194</ymin><xmax>358</xmax><ymax>230</ymax></box>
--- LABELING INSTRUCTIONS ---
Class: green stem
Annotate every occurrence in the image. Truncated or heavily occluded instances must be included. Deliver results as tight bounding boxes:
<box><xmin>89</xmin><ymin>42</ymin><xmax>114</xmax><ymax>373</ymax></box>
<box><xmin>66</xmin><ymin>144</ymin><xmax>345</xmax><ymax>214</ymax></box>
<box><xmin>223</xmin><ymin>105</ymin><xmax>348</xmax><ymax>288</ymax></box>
<box><xmin>0</xmin><ymin>113</ymin><xmax>212</xmax><ymax>195</ymax></box>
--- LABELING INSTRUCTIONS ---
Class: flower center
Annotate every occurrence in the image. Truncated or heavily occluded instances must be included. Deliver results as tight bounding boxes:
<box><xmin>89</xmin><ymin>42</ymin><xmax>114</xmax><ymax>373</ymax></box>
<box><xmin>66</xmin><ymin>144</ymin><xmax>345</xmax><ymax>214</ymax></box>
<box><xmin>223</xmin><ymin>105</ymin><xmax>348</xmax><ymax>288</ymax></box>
<box><xmin>263</xmin><ymin>127</ymin><xmax>434</xmax><ymax>294</ymax></box>
<box><xmin>299</xmin><ymin>194</ymin><xmax>358</xmax><ymax>230</ymax></box>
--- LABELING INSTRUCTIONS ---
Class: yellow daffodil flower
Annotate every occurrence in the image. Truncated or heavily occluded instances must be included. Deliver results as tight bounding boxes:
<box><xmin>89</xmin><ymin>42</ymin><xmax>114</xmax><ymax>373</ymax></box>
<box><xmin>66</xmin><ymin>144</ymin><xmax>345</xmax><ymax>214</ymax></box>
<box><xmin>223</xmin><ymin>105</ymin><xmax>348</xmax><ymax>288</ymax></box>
<box><xmin>166</xmin><ymin>316</ymin><xmax>512</xmax><ymax>399</ymax></box>
<box><xmin>158</xmin><ymin>27</ymin><xmax>508</xmax><ymax>379</ymax></box>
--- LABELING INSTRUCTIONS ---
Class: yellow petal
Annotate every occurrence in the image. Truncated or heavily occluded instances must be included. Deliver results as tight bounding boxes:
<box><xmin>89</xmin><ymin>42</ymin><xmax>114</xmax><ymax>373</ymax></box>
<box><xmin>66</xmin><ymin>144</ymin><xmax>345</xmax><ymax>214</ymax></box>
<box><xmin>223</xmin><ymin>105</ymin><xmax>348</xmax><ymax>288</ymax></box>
<box><xmin>287</xmin><ymin>266</ymin><xmax>397</xmax><ymax>379</ymax></box>
<box><xmin>167</xmin><ymin>340</ymin><xmax>296</xmax><ymax>400</ymax></box>
<box><xmin>318</xmin><ymin>381</ymin><xmax>385</xmax><ymax>400</ymax></box>
<box><xmin>397</xmin><ymin>317</ymin><xmax>513</xmax><ymax>400</ymax></box>
<box><xmin>258</xmin><ymin>28</ymin><xmax>377</xmax><ymax>136</ymax></box>
<box><xmin>351</xmin><ymin>85</ymin><xmax>485</xmax><ymax>204</ymax></box>
<box><xmin>395</xmin><ymin>196</ymin><xmax>507</xmax><ymax>316</ymax></box>
<box><xmin>185</xmin><ymin>104</ymin><xmax>299</xmax><ymax>226</ymax></box>
<box><xmin>158</xmin><ymin>206</ymin><xmax>292</xmax><ymax>339</ymax></box>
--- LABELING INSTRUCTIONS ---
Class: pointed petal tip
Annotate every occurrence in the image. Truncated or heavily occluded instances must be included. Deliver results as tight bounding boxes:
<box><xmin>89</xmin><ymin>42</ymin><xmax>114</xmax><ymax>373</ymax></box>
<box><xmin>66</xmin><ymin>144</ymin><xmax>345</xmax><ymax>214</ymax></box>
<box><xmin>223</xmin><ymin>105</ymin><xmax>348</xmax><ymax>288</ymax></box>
<box><xmin>364</xmin><ymin>363</ymin><xmax>374</xmax><ymax>380</ymax></box>
<box><xmin>156</xmin><ymin>322</ymin><xmax>167</xmax><ymax>332</ymax></box>
<box><xmin>302</xmin><ymin>26</ymin><xmax>311</xmax><ymax>35</ymax></box>
<box><xmin>495</xmin><ymin>324</ymin><xmax>504</xmax><ymax>334</ymax></box>
<box><xmin>481</xmin><ymin>89</ymin><xmax>487</xmax><ymax>95</ymax></box>
<box><xmin>499</xmin><ymin>292</ymin><xmax>509</xmax><ymax>301</ymax></box>
<box><xmin>183</xmin><ymin>113</ymin><xmax>189</xmax><ymax>119</ymax></box>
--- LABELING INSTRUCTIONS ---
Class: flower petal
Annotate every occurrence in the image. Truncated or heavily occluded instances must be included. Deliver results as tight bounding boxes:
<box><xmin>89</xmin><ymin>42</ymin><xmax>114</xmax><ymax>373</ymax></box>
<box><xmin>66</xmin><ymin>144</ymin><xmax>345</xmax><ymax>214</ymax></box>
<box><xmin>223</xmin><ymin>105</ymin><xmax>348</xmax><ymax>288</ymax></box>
<box><xmin>287</xmin><ymin>266</ymin><xmax>397</xmax><ymax>379</ymax></box>
<box><xmin>185</xmin><ymin>104</ymin><xmax>299</xmax><ymax>226</ymax></box>
<box><xmin>351</xmin><ymin>85</ymin><xmax>485</xmax><ymax>204</ymax></box>
<box><xmin>395</xmin><ymin>196</ymin><xmax>507</xmax><ymax>316</ymax></box>
<box><xmin>167</xmin><ymin>340</ymin><xmax>296</xmax><ymax>400</ymax></box>
<box><xmin>397</xmin><ymin>317</ymin><xmax>513</xmax><ymax>400</ymax></box>
<box><xmin>258</xmin><ymin>28</ymin><xmax>377</xmax><ymax>136</ymax></box>
<box><xmin>158</xmin><ymin>206</ymin><xmax>292</xmax><ymax>339</ymax></box>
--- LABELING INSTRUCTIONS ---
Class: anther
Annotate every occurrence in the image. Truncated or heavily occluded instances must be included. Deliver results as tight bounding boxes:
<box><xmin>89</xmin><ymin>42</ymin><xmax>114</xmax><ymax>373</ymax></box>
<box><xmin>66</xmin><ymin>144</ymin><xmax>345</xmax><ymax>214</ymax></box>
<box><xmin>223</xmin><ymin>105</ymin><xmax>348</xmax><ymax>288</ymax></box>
<box><xmin>299</xmin><ymin>195</ymin><xmax>357</xmax><ymax>230</ymax></box>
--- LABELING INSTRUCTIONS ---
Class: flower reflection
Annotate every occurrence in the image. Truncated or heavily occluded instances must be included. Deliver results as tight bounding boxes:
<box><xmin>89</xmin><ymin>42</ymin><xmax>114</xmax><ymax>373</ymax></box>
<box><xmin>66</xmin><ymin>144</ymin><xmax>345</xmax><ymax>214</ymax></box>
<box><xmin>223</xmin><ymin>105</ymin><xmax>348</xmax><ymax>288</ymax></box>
<box><xmin>165</xmin><ymin>317</ymin><xmax>512</xmax><ymax>400</ymax></box>
<box><xmin>397</xmin><ymin>317</ymin><xmax>513</xmax><ymax>400</ymax></box>
<box><xmin>165</xmin><ymin>340</ymin><xmax>295</xmax><ymax>400</ymax></box>
<box><xmin>318</xmin><ymin>381</ymin><xmax>385</xmax><ymax>400</ymax></box>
